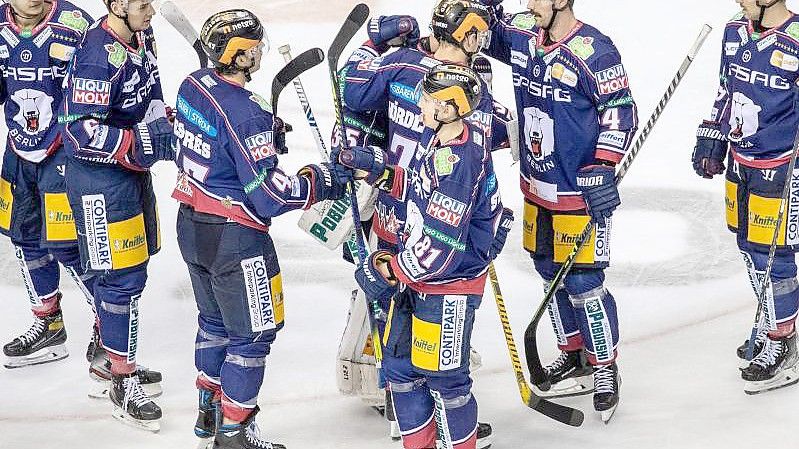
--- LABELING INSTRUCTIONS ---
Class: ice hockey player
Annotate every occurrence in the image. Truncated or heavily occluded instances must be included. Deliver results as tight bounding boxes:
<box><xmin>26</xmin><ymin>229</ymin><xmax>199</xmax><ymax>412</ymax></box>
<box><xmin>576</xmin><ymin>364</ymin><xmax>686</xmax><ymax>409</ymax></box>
<box><xmin>481</xmin><ymin>0</ymin><xmax>638</xmax><ymax>422</ymax></box>
<box><xmin>337</xmin><ymin>63</ymin><xmax>504</xmax><ymax>449</ymax></box>
<box><xmin>172</xmin><ymin>10</ymin><xmax>349</xmax><ymax>449</ymax></box>
<box><xmin>0</xmin><ymin>0</ymin><xmax>97</xmax><ymax>369</ymax></box>
<box><xmin>60</xmin><ymin>0</ymin><xmax>173</xmax><ymax>431</ymax></box>
<box><xmin>691</xmin><ymin>0</ymin><xmax>799</xmax><ymax>394</ymax></box>
<box><xmin>339</xmin><ymin>2</ymin><xmax>504</xmax><ymax>444</ymax></box>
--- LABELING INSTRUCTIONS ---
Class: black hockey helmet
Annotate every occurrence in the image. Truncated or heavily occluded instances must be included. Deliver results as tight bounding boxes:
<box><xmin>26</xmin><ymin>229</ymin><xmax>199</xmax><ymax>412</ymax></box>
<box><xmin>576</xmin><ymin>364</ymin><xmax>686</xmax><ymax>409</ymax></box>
<box><xmin>200</xmin><ymin>10</ymin><xmax>265</xmax><ymax>75</ymax></box>
<box><xmin>420</xmin><ymin>63</ymin><xmax>482</xmax><ymax>120</ymax></box>
<box><xmin>431</xmin><ymin>0</ymin><xmax>491</xmax><ymax>53</ymax></box>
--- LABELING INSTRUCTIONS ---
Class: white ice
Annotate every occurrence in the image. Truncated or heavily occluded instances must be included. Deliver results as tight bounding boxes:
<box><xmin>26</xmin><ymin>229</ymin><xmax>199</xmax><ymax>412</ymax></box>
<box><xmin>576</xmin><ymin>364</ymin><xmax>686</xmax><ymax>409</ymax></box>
<box><xmin>1</xmin><ymin>0</ymin><xmax>798</xmax><ymax>448</ymax></box>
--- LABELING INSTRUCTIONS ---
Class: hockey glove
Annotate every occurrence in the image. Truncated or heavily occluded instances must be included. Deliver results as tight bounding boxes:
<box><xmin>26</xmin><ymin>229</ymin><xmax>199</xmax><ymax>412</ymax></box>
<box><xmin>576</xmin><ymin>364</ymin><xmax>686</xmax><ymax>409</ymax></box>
<box><xmin>576</xmin><ymin>164</ymin><xmax>620</xmax><ymax>222</ymax></box>
<box><xmin>337</xmin><ymin>146</ymin><xmax>389</xmax><ymax>185</ymax></box>
<box><xmin>298</xmin><ymin>163</ymin><xmax>349</xmax><ymax>206</ymax></box>
<box><xmin>367</xmin><ymin>15</ymin><xmax>420</xmax><ymax>53</ymax></box>
<box><xmin>355</xmin><ymin>250</ymin><xmax>398</xmax><ymax>304</ymax></box>
<box><xmin>116</xmin><ymin>117</ymin><xmax>175</xmax><ymax>171</ymax></box>
<box><xmin>489</xmin><ymin>207</ymin><xmax>514</xmax><ymax>260</ymax></box>
<box><xmin>273</xmin><ymin>116</ymin><xmax>290</xmax><ymax>155</ymax></box>
<box><xmin>692</xmin><ymin>121</ymin><xmax>727</xmax><ymax>179</ymax></box>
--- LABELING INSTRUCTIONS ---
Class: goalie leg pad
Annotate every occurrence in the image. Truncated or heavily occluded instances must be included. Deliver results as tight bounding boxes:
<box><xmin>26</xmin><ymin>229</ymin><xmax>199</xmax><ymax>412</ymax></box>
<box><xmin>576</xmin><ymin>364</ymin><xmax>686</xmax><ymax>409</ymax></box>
<box><xmin>336</xmin><ymin>288</ymin><xmax>383</xmax><ymax>404</ymax></box>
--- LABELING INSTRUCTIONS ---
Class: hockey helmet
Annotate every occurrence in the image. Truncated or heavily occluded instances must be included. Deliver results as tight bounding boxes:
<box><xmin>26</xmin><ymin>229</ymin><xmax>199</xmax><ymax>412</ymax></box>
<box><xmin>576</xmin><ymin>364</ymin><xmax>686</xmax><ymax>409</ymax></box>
<box><xmin>200</xmin><ymin>10</ymin><xmax>266</xmax><ymax>69</ymax></box>
<box><xmin>420</xmin><ymin>63</ymin><xmax>482</xmax><ymax>120</ymax></box>
<box><xmin>431</xmin><ymin>0</ymin><xmax>491</xmax><ymax>51</ymax></box>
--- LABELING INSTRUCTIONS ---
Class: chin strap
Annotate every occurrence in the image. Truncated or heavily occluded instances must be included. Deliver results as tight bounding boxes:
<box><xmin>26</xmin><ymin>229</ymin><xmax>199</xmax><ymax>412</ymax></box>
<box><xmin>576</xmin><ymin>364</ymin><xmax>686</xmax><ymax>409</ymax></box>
<box><xmin>541</xmin><ymin>1</ymin><xmax>569</xmax><ymax>31</ymax></box>
<box><xmin>755</xmin><ymin>0</ymin><xmax>781</xmax><ymax>32</ymax></box>
<box><xmin>9</xmin><ymin>0</ymin><xmax>50</xmax><ymax>27</ymax></box>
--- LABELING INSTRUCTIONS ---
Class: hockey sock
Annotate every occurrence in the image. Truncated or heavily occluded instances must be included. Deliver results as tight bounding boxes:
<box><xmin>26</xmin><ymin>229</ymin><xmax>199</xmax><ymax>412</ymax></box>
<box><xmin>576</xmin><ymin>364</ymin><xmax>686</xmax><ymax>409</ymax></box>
<box><xmin>546</xmin><ymin>281</ymin><xmax>582</xmax><ymax>351</ymax></box>
<box><xmin>220</xmin><ymin>338</ymin><xmax>271</xmax><ymax>423</ymax></box>
<box><xmin>571</xmin><ymin>287</ymin><xmax>619</xmax><ymax>365</ymax></box>
<box><xmin>14</xmin><ymin>245</ymin><xmax>60</xmax><ymax>314</ymax></box>
<box><xmin>389</xmin><ymin>380</ymin><xmax>437</xmax><ymax>449</ymax></box>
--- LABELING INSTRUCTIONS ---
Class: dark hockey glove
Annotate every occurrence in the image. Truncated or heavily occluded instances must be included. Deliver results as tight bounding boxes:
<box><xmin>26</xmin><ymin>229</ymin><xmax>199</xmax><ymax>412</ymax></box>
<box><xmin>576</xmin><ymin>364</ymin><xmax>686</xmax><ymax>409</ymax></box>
<box><xmin>273</xmin><ymin>116</ymin><xmax>291</xmax><ymax>155</ymax></box>
<box><xmin>576</xmin><ymin>164</ymin><xmax>620</xmax><ymax>222</ymax></box>
<box><xmin>355</xmin><ymin>250</ymin><xmax>398</xmax><ymax>304</ymax></box>
<box><xmin>367</xmin><ymin>15</ymin><xmax>420</xmax><ymax>53</ymax></box>
<box><xmin>489</xmin><ymin>207</ymin><xmax>514</xmax><ymax>260</ymax></box>
<box><xmin>692</xmin><ymin>121</ymin><xmax>727</xmax><ymax>179</ymax></box>
<box><xmin>116</xmin><ymin>117</ymin><xmax>175</xmax><ymax>171</ymax></box>
<box><xmin>337</xmin><ymin>145</ymin><xmax>389</xmax><ymax>185</ymax></box>
<box><xmin>298</xmin><ymin>163</ymin><xmax>350</xmax><ymax>206</ymax></box>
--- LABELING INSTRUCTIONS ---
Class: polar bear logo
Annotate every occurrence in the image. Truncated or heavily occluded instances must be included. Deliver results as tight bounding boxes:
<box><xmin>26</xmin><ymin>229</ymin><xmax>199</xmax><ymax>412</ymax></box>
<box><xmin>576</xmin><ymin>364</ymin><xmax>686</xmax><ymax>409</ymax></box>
<box><xmin>11</xmin><ymin>89</ymin><xmax>54</xmax><ymax>135</ymax></box>
<box><xmin>523</xmin><ymin>106</ymin><xmax>555</xmax><ymax>161</ymax></box>
<box><xmin>728</xmin><ymin>92</ymin><xmax>761</xmax><ymax>143</ymax></box>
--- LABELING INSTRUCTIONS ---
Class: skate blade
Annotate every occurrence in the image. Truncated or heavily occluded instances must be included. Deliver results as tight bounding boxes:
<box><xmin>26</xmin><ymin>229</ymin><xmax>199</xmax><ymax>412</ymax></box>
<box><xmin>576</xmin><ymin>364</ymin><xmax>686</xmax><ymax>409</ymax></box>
<box><xmin>3</xmin><ymin>345</ymin><xmax>68</xmax><ymax>369</ymax></box>
<box><xmin>111</xmin><ymin>407</ymin><xmax>160</xmax><ymax>433</ymax></box>
<box><xmin>89</xmin><ymin>381</ymin><xmax>162</xmax><ymax>399</ymax></box>
<box><xmin>389</xmin><ymin>419</ymin><xmax>401</xmax><ymax>441</ymax></box>
<box><xmin>196</xmin><ymin>437</ymin><xmax>214</xmax><ymax>449</ymax></box>
<box><xmin>532</xmin><ymin>375</ymin><xmax>594</xmax><ymax>399</ymax></box>
<box><xmin>600</xmin><ymin>403</ymin><xmax>619</xmax><ymax>424</ymax></box>
<box><xmin>744</xmin><ymin>365</ymin><xmax>799</xmax><ymax>395</ymax></box>
<box><xmin>477</xmin><ymin>435</ymin><xmax>493</xmax><ymax>449</ymax></box>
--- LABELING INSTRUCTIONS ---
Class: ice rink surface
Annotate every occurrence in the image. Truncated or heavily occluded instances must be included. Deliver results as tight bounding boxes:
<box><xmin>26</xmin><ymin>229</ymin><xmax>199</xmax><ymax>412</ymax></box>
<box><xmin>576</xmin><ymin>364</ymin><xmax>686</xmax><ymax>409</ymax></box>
<box><xmin>1</xmin><ymin>0</ymin><xmax>798</xmax><ymax>448</ymax></box>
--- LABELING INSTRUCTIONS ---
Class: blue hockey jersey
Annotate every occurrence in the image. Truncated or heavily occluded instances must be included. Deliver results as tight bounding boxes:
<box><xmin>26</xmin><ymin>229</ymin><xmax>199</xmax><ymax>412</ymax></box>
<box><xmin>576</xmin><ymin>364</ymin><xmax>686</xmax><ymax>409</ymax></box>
<box><xmin>485</xmin><ymin>13</ymin><xmax>638</xmax><ymax>211</ymax></box>
<box><xmin>172</xmin><ymin>68</ymin><xmax>313</xmax><ymax>231</ymax></box>
<box><xmin>61</xmin><ymin>18</ymin><xmax>166</xmax><ymax>166</ymax></box>
<box><xmin>342</xmin><ymin>44</ymin><xmax>496</xmax><ymax>245</ymax></box>
<box><xmin>708</xmin><ymin>13</ymin><xmax>799</xmax><ymax>167</ymax></box>
<box><xmin>0</xmin><ymin>0</ymin><xmax>92</xmax><ymax>162</ymax></box>
<box><xmin>384</xmin><ymin>122</ymin><xmax>502</xmax><ymax>294</ymax></box>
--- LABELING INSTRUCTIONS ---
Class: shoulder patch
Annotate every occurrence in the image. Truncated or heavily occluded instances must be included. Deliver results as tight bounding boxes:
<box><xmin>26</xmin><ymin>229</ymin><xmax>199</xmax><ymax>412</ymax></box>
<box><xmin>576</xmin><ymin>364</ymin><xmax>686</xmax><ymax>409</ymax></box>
<box><xmin>58</xmin><ymin>10</ymin><xmax>89</xmax><ymax>33</ymax></box>
<box><xmin>419</xmin><ymin>56</ymin><xmax>440</xmax><ymax>69</ymax></box>
<box><xmin>731</xmin><ymin>10</ymin><xmax>745</xmax><ymax>21</ymax></box>
<box><xmin>249</xmin><ymin>93</ymin><xmax>272</xmax><ymax>112</ymax></box>
<box><xmin>511</xmin><ymin>13</ymin><xmax>536</xmax><ymax>31</ymax></box>
<box><xmin>786</xmin><ymin>22</ymin><xmax>799</xmax><ymax>41</ymax></box>
<box><xmin>105</xmin><ymin>41</ymin><xmax>126</xmax><ymax>68</ymax></box>
<box><xmin>567</xmin><ymin>36</ymin><xmax>595</xmax><ymax>60</ymax></box>
<box><xmin>434</xmin><ymin>147</ymin><xmax>460</xmax><ymax>176</ymax></box>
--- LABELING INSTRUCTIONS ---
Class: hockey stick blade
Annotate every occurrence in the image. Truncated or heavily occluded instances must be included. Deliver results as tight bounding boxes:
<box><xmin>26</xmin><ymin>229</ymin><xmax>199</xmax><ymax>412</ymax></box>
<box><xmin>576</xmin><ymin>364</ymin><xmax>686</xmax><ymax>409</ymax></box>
<box><xmin>328</xmin><ymin>3</ymin><xmax>370</xmax><ymax>75</ymax></box>
<box><xmin>489</xmin><ymin>264</ymin><xmax>583</xmax><ymax>426</ymax></box>
<box><xmin>159</xmin><ymin>1</ymin><xmax>208</xmax><ymax>69</ymax></box>
<box><xmin>271</xmin><ymin>48</ymin><xmax>325</xmax><ymax>118</ymax></box>
<box><xmin>522</xmin><ymin>24</ymin><xmax>713</xmax><ymax>387</ymax></box>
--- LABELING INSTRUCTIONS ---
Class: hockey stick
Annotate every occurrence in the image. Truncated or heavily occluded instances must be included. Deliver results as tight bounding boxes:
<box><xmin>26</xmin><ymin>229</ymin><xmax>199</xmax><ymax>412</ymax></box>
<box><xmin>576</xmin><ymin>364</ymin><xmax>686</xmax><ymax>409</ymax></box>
<box><xmin>327</xmin><ymin>2</ymin><xmax>387</xmax><ymax>357</ymax></box>
<box><xmin>271</xmin><ymin>47</ymin><xmax>325</xmax><ymax>119</ymax></box>
<box><xmin>489</xmin><ymin>264</ymin><xmax>584</xmax><ymax>426</ymax></box>
<box><xmin>746</xmin><ymin>89</ymin><xmax>799</xmax><ymax>360</ymax></box>
<box><xmin>523</xmin><ymin>25</ymin><xmax>713</xmax><ymax>388</ymax></box>
<box><xmin>159</xmin><ymin>1</ymin><xmax>208</xmax><ymax>68</ymax></box>
<box><xmin>278</xmin><ymin>44</ymin><xmax>329</xmax><ymax>158</ymax></box>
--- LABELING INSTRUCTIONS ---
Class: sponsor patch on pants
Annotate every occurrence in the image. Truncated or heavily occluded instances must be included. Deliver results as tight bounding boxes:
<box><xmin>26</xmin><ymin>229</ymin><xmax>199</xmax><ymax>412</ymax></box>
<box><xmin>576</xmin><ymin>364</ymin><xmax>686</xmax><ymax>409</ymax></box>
<box><xmin>0</xmin><ymin>177</ymin><xmax>13</xmax><ymax>231</ymax></box>
<box><xmin>44</xmin><ymin>192</ymin><xmax>76</xmax><ymax>242</ymax></box>
<box><xmin>411</xmin><ymin>295</ymin><xmax>467</xmax><ymax>372</ymax></box>
<box><xmin>82</xmin><ymin>194</ymin><xmax>112</xmax><ymax>270</ymax></box>
<box><xmin>242</xmin><ymin>256</ymin><xmax>284</xmax><ymax>332</ymax></box>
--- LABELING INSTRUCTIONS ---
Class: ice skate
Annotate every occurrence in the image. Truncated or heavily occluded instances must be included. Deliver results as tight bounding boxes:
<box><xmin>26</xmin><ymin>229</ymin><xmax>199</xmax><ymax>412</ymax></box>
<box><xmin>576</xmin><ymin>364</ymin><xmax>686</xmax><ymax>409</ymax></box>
<box><xmin>532</xmin><ymin>349</ymin><xmax>594</xmax><ymax>398</ymax></box>
<box><xmin>195</xmin><ymin>388</ymin><xmax>221</xmax><ymax>448</ymax></box>
<box><xmin>593</xmin><ymin>363</ymin><xmax>620</xmax><ymax>424</ymax></box>
<box><xmin>89</xmin><ymin>356</ymin><xmax>163</xmax><ymax>399</ymax></box>
<box><xmin>213</xmin><ymin>406</ymin><xmax>286</xmax><ymax>449</ymax></box>
<box><xmin>736</xmin><ymin>328</ymin><xmax>767</xmax><ymax>368</ymax></box>
<box><xmin>3</xmin><ymin>312</ymin><xmax>68</xmax><ymax>369</ymax></box>
<box><xmin>742</xmin><ymin>334</ymin><xmax>799</xmax><ymax>395</ymax></box>
<box><xmin>110</xmin><ymin>373</ymin><xmax>162</xmax><ymax>432</ymax></box>
<box><xmin>476</xmin><ymin>422</ymin><xmax>493</xmax><ymax>449</ymax></box>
